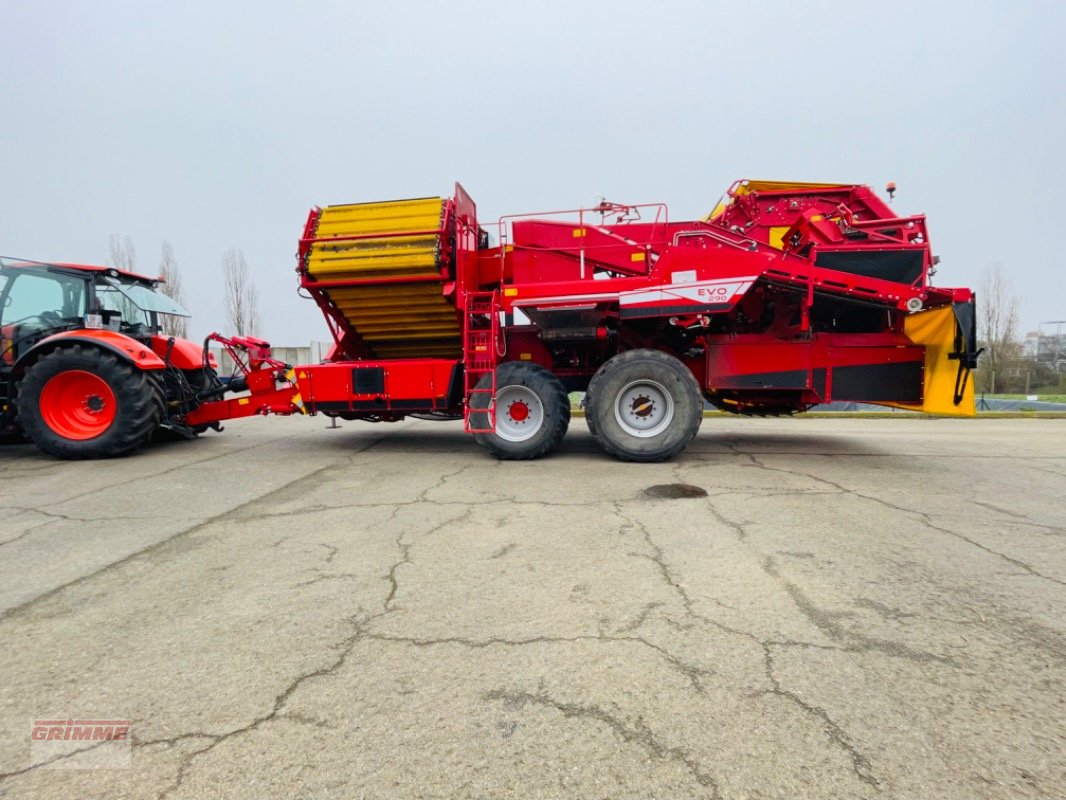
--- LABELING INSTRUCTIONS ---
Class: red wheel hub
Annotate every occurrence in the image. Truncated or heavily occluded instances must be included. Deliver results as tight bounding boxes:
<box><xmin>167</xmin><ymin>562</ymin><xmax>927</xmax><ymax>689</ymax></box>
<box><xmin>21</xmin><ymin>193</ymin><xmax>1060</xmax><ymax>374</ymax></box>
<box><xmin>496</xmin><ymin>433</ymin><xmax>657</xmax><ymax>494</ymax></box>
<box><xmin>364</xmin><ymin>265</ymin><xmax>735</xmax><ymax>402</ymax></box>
<box><xmin>508</xmin><ymin>401</ymin><xmax>530</xmax><ymax>422</ymax></box>
<box><xmin>39</xmin><ymin>371</ymin><xmax>117</xmax><ymax>440</ymax></box>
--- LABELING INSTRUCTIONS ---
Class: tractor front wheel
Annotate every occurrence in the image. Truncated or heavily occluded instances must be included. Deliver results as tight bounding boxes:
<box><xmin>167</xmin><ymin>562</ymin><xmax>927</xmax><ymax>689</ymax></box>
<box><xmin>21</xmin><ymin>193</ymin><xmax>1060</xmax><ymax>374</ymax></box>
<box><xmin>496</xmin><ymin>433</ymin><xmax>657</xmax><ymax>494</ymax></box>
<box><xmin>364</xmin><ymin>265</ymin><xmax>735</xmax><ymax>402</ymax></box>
<box><xmin>585</xmin><ymin>349</ymin><xmax>703</xmax><ymax>462</ymax></box>
<box><xmin>18</xmin><ymin>345</ymin><xmax>161</xmax><ymax>459</ymax></box>
<box><xmin>470</xmin><ymin>362</ymin><xmax>570</xmax><ymax>460</ymax></box>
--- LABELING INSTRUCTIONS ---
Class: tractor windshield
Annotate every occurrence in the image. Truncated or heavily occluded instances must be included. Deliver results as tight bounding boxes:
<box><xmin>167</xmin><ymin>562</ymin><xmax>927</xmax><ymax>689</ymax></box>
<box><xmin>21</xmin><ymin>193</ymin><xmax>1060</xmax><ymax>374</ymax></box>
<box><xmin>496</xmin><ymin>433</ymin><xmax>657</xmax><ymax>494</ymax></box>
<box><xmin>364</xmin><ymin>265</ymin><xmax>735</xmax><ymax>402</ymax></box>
<box><xmin>96</xmin><ymin>276</ymin><xmax>190</xmax><ymax>318</ymax></box>
<box><xmin>94</xmin><ymin>276</ymin><xmax>190</xmax><ymax>331</ymax></box>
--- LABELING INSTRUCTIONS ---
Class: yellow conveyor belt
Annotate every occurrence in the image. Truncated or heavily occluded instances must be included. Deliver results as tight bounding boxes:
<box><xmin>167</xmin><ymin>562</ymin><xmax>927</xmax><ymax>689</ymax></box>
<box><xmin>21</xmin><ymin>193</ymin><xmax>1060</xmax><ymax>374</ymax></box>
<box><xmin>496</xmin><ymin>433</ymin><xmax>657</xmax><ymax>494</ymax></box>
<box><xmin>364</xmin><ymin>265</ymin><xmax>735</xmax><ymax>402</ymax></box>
<box><xmin>305</xmin><ymin>197</ymin><xmax>462</xmax><ymax>359</ymax></box>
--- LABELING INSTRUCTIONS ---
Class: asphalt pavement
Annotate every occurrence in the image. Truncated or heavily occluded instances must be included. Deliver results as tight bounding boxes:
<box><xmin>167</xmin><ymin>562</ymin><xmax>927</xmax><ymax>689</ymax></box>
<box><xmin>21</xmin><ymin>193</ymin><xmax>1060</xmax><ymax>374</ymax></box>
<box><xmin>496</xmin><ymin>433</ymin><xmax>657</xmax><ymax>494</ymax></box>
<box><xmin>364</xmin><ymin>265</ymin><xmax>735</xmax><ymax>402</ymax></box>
<box><xmin>0</xmin><ymin>416</ymin><xmax>1064</xmax><ymax>799</ymax></box>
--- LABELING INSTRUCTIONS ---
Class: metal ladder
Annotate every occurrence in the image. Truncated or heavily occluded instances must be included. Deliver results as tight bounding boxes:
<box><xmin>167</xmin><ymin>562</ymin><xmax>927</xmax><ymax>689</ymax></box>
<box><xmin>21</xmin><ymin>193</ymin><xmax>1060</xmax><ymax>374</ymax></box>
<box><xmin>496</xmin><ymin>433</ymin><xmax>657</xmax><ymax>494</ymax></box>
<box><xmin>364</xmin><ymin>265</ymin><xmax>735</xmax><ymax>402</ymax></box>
<box><xmin>463</xmin><ymin>291</ymin><xmax>500</xmax><ymax>433</ymax></box>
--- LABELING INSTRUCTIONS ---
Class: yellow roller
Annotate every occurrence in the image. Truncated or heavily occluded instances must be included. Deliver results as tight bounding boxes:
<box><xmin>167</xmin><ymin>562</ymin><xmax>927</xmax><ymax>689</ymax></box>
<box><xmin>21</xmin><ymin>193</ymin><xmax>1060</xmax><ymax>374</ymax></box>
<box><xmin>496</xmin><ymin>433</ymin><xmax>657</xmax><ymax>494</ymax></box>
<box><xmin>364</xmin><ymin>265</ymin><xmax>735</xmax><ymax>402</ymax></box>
<box><xmin>305</xmin><ymin>197</ymin><xmax>463</xmax><ymax>359</ymax></box>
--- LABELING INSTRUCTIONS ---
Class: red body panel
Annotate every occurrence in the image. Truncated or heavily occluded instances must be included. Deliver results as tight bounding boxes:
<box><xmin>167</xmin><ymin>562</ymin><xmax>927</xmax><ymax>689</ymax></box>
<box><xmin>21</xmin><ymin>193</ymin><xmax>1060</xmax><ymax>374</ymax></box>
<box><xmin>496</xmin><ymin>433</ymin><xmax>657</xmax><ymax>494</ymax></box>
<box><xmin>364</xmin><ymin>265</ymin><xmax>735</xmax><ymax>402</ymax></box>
<box><xmin>148</xmin><ymin>335</ymin><xmax>204</xmax><ymax>370</ymax></box>
<box><xmin>704</xmin><ymin>333</ymin><xmax>925</xmax><ymax>404</ymax></box>
<box><xmin>32</xmin><ymin>330</ymin><xmax>167</xmax><ymax>370</ymax></box>
<box><xmin>295</xmin><ymin>358</ymin><xmax>459</xmax><ymax>414</ymax></box>
<box><xmin>185</xmin><ymin>386</ymin><xmax>302</xmax><ymax>427</ymax></box>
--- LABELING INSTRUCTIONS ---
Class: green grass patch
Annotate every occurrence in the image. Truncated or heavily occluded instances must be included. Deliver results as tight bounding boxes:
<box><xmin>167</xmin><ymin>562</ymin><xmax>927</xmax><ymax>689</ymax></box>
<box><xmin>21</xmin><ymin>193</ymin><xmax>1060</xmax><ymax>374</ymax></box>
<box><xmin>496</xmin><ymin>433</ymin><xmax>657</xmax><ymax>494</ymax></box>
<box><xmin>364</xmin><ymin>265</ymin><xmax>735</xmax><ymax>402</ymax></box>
<box><xmin>985</xmin><ymin>393</ymin><xmax>1066</xmax><ymax>403</ymax></box>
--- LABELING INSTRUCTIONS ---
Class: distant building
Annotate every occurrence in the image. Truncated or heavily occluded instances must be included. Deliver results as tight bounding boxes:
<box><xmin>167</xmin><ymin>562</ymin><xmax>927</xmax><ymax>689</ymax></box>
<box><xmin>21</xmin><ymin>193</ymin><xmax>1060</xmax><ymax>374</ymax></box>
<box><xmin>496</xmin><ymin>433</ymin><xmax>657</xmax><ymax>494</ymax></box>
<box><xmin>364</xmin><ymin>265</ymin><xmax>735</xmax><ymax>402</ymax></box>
<box><xmin>1024</xmin><ymin>323</ymin><xmax>1066</xmax><ymax>374</ymax></box>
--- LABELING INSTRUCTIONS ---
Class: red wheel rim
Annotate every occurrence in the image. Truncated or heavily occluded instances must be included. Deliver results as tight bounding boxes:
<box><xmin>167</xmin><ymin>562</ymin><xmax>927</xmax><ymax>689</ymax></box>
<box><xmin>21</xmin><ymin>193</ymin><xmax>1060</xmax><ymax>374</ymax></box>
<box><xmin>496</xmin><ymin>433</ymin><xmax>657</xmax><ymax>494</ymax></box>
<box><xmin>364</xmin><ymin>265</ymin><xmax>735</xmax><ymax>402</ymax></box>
<box><xmin>39</xmin><ymin>370</ymin><xmax>117</xmax><ymax>440</ymax></box>
<box><xmin>508</xmin><ymin>401</ymin><xmax>530</xmax><ymax>422</ymax></box>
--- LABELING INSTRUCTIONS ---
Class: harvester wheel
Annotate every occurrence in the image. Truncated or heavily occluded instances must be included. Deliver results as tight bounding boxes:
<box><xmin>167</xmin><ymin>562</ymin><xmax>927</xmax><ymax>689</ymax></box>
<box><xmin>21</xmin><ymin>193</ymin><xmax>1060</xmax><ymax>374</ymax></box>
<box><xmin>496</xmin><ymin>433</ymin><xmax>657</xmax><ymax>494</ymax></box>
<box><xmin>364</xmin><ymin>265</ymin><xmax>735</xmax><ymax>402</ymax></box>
<box><xmin>470</xmin><ymin>362</ymin><xmax>570</xmax><ymax>460</ymax></box>
<box><xmin>18</xmin><ymin>345</ymin><xmax>162</xmax><ymax>459</ymax></box>
<box><xmin>586</xmin><ymin>349</ymin><xmax>702</xmax><ymax>462</ymax></box>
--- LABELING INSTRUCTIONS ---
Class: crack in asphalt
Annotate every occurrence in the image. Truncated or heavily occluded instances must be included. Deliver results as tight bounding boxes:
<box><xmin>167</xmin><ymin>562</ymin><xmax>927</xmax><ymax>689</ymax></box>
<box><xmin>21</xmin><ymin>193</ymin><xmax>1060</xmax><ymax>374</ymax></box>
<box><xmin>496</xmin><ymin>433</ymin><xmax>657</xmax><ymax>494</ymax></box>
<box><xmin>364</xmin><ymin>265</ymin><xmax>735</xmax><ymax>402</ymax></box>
<box><xmin>760</xmin><ymin>556</ymin><xmax>954</xmax><ymax>665</ymax></box>
<box><xmin>294</xmin><ymin>572</ymin><xmax>359</xmax><ymax>588</ymax></box>
<box><xmin>364</xmin><ymin>631</ymin><xmax>718</xmax><ymax>697</ymax></box>
<box><xmin>239</xmin><ymin>494</ymin><xmax>609</xmax><ymax>523</ymax></box>
<box><xmin>614</xmin><ymin>501</ymin><xmax>767</xmax><ymax>646</ymax></box>
<box><xmin>0</xmin><ymin>739</ymin><xmax>115</xmax><ymax>779</ymax></box>
<box><xmin>0</xmin><ymin>433</ymin><xmax>393</xmax><ymax>624</ymax></box>
<box><xmin>483</xmin><ymin>687</ymin><xmax>722</xmax><ymax>797</ymax></box>
<box><xmin>0</xmin><ymin>506</ymin><xmax>157</xmax><ymax>533</ymax></box>
<box><xmin>743</xmin><ymin>454</ymin><xmax>1066</xmax><ymax>587</ymax></box>
<box><xmin>148</xmin><ymin>609</ymin><xmax>379</xmax><ymax>799</ymax></box>
<box><xmin>384</xmin><ymin>467</ymin><xmax>472</xmax><ymax>610</ymax></box>
<box><xmin>25</xmin><ymin>432</ymin><xmax>305</xmax><ymax>512</ymax></box>
<box><xmin>617</xmin><ymin>600</ymin><xmax>664</xmax><ymax>633</ymax></box>
<box><xmin>0</xmin><ymin>517</ymin><xmax>58</xmax><ymax>548</ymax></box>
<box><xmin>489</xmin><ymin>542</ymin><xmax>517</xmax><ymax>559</ymax></box>
<box><xmin>760</xmin><ymin>644</ymin><xmax>880</xmax><ymax>789</ymax></box>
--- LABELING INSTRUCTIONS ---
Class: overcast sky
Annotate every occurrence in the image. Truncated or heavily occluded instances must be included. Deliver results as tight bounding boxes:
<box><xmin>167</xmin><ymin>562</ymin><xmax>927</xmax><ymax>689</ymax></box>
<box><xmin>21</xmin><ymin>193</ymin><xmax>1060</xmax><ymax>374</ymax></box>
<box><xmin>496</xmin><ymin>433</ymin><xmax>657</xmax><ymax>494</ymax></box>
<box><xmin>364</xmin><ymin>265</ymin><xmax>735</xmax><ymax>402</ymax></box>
<box><xmin>3</xmin><ymin>1</ymin><xmax>1063</xmax><ymax>344</ymax></box>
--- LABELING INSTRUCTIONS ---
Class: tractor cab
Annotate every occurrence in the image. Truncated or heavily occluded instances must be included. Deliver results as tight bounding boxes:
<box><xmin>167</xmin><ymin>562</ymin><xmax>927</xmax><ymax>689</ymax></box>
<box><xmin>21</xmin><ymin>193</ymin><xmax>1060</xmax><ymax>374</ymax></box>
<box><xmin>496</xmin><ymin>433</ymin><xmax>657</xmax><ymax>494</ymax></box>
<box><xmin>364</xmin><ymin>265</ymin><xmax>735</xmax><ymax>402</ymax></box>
<box><xmin>0</xmin><ymin>257</ymin><xmax>189</xmax><ymax>364</ymax></box>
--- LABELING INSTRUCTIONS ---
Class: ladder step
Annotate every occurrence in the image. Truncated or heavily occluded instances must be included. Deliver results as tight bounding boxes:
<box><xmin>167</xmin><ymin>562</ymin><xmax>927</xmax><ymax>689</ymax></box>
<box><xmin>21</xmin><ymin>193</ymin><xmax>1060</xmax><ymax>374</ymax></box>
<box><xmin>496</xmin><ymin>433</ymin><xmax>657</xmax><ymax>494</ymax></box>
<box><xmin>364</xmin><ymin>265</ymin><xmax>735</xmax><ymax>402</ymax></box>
<box><xmin>462</xmin><ymin>290</ymin><xmax>501</xmax><ymax>433</ymax></box>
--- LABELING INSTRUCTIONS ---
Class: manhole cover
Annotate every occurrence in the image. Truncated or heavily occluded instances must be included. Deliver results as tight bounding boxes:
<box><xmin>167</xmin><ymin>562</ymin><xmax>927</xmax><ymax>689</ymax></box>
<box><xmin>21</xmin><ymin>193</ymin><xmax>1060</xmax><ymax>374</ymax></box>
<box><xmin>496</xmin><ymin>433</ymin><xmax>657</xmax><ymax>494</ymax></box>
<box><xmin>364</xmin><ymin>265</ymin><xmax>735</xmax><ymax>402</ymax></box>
<box><xmin>643</xmin><ymin>483</ymin><xmax>708</xmax><ymax>499</ymax></box>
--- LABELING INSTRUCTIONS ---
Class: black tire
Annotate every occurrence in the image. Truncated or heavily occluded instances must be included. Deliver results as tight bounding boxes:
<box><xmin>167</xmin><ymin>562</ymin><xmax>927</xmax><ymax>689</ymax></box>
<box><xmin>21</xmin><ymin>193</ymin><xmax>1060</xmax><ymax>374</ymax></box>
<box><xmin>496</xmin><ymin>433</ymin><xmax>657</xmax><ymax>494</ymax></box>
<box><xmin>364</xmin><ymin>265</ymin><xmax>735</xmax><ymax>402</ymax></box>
<box><xmin>469</xmin><ymin>361</ymin><xmax>570</xmax><ymax>460</ymax></box>
<box><xmin>18</xmin><ymin>345</ymin><xmax>162</xmax><ymax>459</ymax></box>
<box><xmin>585</xmin><ymin>349</ymin><xmax>703</xmax><ymax>462</ymax></box>
<box><xmin>582</xmin><ymin>392</ymin><xmax>599</xmax><ymax>438</ymax></box>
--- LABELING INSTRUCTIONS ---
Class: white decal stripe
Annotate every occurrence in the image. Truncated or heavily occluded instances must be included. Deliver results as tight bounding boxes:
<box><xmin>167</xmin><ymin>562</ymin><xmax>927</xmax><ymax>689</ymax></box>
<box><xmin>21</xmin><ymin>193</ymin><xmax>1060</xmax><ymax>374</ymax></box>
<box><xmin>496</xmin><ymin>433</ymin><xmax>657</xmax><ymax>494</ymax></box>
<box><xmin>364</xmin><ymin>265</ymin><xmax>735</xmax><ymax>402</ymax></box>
<box><xmin>508</xmin><ymin>276</ymin><xmax>759</xmax><ymax>309</ymax></box>
<box><xmin>620</xmin><ymin>277</ymin><xmax>758</xmax><ymax>307</ymax></box>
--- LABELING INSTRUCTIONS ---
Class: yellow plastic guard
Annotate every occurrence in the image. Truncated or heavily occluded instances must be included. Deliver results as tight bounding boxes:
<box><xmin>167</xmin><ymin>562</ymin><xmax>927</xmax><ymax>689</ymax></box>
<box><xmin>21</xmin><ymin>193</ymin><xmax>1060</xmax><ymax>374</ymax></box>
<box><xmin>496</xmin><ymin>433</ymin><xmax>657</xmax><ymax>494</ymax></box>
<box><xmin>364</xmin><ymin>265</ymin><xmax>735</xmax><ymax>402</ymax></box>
<box><xmin>306</xmin><ymin>197</ymin><xmax>462</xmax><ymax>359</ymax></box>
<box><xmin>888</xmin><ymin>306</ymin><xmax>976</xmax><ymax>416</ymax></box>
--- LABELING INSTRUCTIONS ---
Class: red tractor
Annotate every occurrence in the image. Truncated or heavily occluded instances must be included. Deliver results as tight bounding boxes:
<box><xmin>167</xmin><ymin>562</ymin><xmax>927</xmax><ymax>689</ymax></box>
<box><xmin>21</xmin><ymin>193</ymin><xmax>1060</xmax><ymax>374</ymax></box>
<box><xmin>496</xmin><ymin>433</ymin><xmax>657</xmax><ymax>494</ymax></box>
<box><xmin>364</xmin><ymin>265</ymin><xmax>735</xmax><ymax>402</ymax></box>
<box><xmin>0</xmin><ymin>258</ymin><xmax>250</xmax><ymax>458</ymax></box>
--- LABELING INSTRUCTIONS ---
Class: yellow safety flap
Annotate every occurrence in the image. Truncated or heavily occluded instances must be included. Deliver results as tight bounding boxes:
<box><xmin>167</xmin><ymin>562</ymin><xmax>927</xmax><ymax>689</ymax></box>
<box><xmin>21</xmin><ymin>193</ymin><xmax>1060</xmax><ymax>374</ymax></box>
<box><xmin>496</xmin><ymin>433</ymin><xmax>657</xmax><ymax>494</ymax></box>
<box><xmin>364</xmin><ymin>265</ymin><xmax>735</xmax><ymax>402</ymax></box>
<box><xmin>887</xmin><ymin>306</ymin><xmax>975</xmax><ymax>417</ymax></box>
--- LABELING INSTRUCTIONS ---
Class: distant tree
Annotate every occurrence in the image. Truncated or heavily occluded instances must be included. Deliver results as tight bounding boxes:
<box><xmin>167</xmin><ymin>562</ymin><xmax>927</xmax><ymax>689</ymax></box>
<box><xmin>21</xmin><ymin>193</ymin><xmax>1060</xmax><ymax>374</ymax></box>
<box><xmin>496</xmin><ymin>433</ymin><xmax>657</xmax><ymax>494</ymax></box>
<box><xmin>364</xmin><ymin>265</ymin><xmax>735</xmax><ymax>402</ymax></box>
<box><xmin>221</xmin><ymin>248</ymin><xmax>259</xmax><ymax>336</ymax></box>
<box><xmin>157</xmin><ymin>241</ymin><xmax>189</xmax><ymax>338</ymax></box>
<box><xmin>103</xmin><ymin>234</ymin><xmax>143</xmax><ymax>323</ymax></box>
<box><xmin>977</xmin><ymin>264</ymin><xmax>1022</xmax><ymax>392</ymax></box>
<box><xmin>107</xmin><ymin>234</ymin><xmax>137</xmax><ymax>271</ymax></box>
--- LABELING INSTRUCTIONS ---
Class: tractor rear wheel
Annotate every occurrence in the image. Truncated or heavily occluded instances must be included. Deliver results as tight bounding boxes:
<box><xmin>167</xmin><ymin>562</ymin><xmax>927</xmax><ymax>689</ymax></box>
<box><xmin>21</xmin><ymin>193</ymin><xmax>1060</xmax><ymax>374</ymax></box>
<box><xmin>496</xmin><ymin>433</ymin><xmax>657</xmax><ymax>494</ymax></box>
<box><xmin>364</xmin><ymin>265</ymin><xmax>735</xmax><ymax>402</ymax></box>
<box><xmin>586</xmin><ymin>349</ymin><xmax>703</xmax><ymax>462</ymax></box>
<box><xmin>470</xmin><ymin>361</ymin><xmax>570</xmax><ymax>460</ymax></box>
<box><xmin>18</xmin><ymin>345</ymin><xmax>162</xmax><ymax>459</ymax></box>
